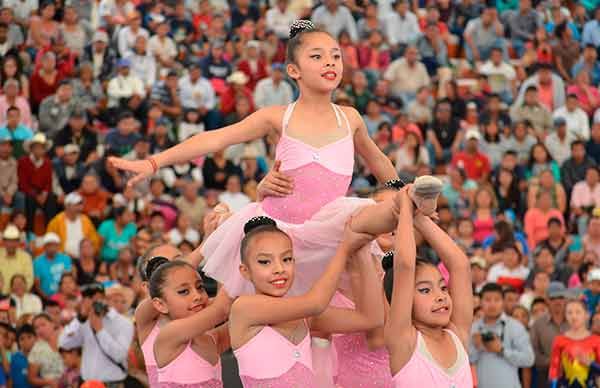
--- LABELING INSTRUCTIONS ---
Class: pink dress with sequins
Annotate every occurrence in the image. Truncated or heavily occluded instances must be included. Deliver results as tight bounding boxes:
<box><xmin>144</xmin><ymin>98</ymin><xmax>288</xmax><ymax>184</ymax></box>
<box><xmin>330</xmin><ymin>292</ymin><xmax>393</xmax><ymax>388</ymax></box>
<box><xmin>156</xmin><ymin>339</ymin><xmax>223</xmax><ymax>388</ymax></box>
<box><xmin>234</xmin><ymin>323</ymin><xmax>317</xmax><ymax>388</ymax></box>
<box><xmin>202</xmin><ymin>102</ymin><xmax>379</xmax><ymax>297</ymax></box>
<box><xmin>141</xmin><ymin>323</ymin><xmax>160</xmax><ymax>387</ymax></box>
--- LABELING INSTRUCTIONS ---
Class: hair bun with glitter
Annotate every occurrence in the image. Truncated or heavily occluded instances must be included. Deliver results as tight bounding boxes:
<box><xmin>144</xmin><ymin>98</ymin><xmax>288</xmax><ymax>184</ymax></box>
<box><xmin>145</xmin><ymin>256</ymin><xmax>169</xmax><ymax>281</ymax></box>
<box><xmin>382</xmin><ymin>251</ymin><xmax>394</xmax><ymax>271</ymax></box>
<box><xmin>244</xmin><ymin>216</ymin><xmax>277</xmax><ymax>234</ymax></box>
<box><xmin>289</xmin><ymin>19</ymin><xmax>316</xmax><ymax>39</ymax></box>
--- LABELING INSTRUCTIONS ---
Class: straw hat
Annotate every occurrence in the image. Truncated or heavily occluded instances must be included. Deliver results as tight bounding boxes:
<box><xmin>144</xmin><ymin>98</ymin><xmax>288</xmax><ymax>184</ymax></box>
<box><xmin>23</xmin><ymin>133</ymin><xmax>52</xmax><ymax>153</ymax></box>
<box><xmin>227</xmin><ymin>71</ymin><xmax>249</xmax><ymax>85</ymax></box>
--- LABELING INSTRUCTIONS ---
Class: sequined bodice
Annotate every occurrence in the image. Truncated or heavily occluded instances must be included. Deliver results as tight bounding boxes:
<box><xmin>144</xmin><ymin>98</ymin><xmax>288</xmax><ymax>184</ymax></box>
<box><xmin>261</xmin><ymin>103</ymin><xmax>354</xmax><ymax>225</ymax></box>
<box><xmin>330</xmin><ymin>292</ymin><xmax>393</xmax><ymax>388</ymax></box>
<box><xmin>234</xmin><ymin>324</ymin><xmax>317</xmax><ymax>387</ymax></box>
<box><xmin>157</xmin><ymin>341</ymin><xmax>222</xmax><ymax>387</ymax></box>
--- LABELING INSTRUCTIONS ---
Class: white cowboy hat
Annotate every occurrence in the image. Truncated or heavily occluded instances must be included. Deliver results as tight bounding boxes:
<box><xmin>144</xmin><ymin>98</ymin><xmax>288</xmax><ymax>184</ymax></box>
<box><xmin>227</xmin><ymin>71</ymin><xmax>249</xmax><ymax>85</ymax></box>
<box><xmin>23</xmin><ymin>133</ymin><xmax>53</xmax><ymax>153</ymax></box>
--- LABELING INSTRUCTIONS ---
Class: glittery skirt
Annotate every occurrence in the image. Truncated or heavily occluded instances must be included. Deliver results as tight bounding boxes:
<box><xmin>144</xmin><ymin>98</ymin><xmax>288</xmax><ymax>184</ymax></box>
<box><xmin>158</xmin><ymin>380</ymin><xmax>223</xmax><ymax>388</ymax></box>
<box><xmin>146</xmin><ymin>365</ymin><xmax>159</xmax><ymax>387</ymax></box>
<box><xmin>202</xmin><ymin>197</ymin><xmax>379</xmax><ymax>297</ymax></box>
<box><xmin>239</xmin><ymin>362</ymin><xmax>318</xmax><ymax>388</ymax></box>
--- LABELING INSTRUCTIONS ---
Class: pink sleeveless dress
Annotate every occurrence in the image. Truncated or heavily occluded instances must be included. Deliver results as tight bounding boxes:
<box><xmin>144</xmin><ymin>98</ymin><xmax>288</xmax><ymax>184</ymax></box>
<box><xmin>234</xmin><ymin>323</ymin><xmax>318</xmax><ymax>388</ymax></box>
<box><xmin>392</xmin><ymin>330</ymin><xmax>473</xmax><ymax>388</ymax></box>
<box><xmin>330</xmin><ymin>292</ymin><xmax>393</xmax><ymax>388</ymax></box>
<box><xmin>156</xmin><ymin>339</ymin><xmax>223</xmax><ymax>388</ymax></box>
<box><xmin>202</xmin><ymin>102</ymin><xmax>379</xmax><ymax>297</ymax></box>
<box><xmin>141</xmin><ymin>323</ymin><xmax>160</xmax><ymax>387</ymax></box>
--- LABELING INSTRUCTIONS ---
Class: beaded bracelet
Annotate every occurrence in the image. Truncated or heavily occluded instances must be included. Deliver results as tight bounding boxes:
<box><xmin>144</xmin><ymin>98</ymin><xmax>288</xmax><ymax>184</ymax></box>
<box><xmin>383</xmin><ymin>179</ymin><xmax>405</xmax><ymax>190</ymax></box>
<box><xmin>147</xmin><ymin>157</ymin><xmax>158</xmax><ymax>173</ymax></box>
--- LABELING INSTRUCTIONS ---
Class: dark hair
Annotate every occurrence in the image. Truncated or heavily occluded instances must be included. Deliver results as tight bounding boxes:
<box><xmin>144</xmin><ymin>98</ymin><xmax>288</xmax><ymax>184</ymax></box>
<box><xmin>525</xmin><ymin>85</ymin><xmax>538</xmax><ymax>93</ymax></box>
<box><xmin>10</xmin><ymin>273</ymin><xmax>26</xmax><ymax>288</ymax></box>
<box><xmin>503</xmin><ymin>285</ymin><xmax>518</xmax><ymax>296</ymax></box>
<box><xmin>58</xmin><ymin>272</ymin><xmax>75</xmax><ymax>288</ymax></box>
<box><xmin>138</xmin><ymin>241</ymin><xmax>168</xmax><ymax>281</ymax></box>
<box><xmin>149</xmin><ymin>260</ymin><xmax>194</xmax><ymax>298</ymax></box>
<box><xmin>571</xmin><ymin>139</ymin><xmax>586</xmax><ymax>149</ymax></box>
<box><xmin>240</xmin><ymin>216</ymin><xmax>289</xmax><ymax>262</ymax></box>
<box><xmin>480</xmin><ymin>282</ymin><xmax>503</xmax><ymax>298</ymax></box>
<box><xmin>16</xmin><ymin>324</ymin><xmax>35</xmax><ymax>340</ymax></box>
<box><xmin>382</xmin><ymin>252</ymin><xmax>437</xmax><ymax>304</ymax></box>
<box><xmin>547</xmin><ymin>217</ymin><xmax>562</xmax><ymax>228</ymax></box>
<box><xmin>286</xmin><ymin>20</ymin><xmax>329</xmax><ymax>64</ymax></box>
<box><xmin>145</xmin><ymin>256</ymin><xmax>169</xmax><ymax>281</ymax></box>
<box><xmin>527</xmin><ymin>142</ymin><xmax>554</xmax><ymax>169</ymax></box>
<box><xmin>6</xmin><ymin>105</ymin><xmax>19</xmax><ymax>114</ymax></box>
<box><xmin>531</xmin><ymin>297</ymin><xmax>548</xmax><ymax>310</ymax></box>
<box><xmin>554</xmin><ymin>22</ymin><xmax>569</xmax><ymax>39</ymax></box>
<box><xmin>578</xmin><ymin>262</ymin><xmax>593</xmax><ymax>283</ymax></box>
<box><xmin>32</xmin><ymin>312</ymin><xmax>53</xmax><ymax>325</ymax></box>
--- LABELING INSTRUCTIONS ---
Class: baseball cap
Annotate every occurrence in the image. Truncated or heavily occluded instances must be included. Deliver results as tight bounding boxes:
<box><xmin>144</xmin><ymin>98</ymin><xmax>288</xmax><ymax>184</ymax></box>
<box><xmin>547</xmin><ymin>281</ymin><xmax>569</xmax><ymax>299</ymax></box>
<box><xmin>2</xmin><ymin>225</ymin><xmax>19</xmax><ymax>240</ymax></box>
<box><xmin>553</xmin><ymin>117</ymin><xmax>567</xmax><ymax>127</ymax></box>
<box><xmin>64</xmin><ymin>192</ymin><xmax>82</xmax><ymax>206</ymax></box>
<box><xmin>470</xmin><ymin>256</ymin><xmax>486</xmax><ymax>269</ymax></box>
<box><xmin>42</xmin><ymin>232</ymin><xmax>61</xmax><ymax>245</ymax></box>
<box><xmin>588</xmin><ymin>268</ymin><xmax>600</xmax><ymax>282</ymax></box>
<box><xmin>117</xmin><ymin>58</ymin><xmax>131</xmax><ymax>68</ymax></box>
<box><xmin>465</xmin><ymin>129</ymin><xmax>481</xmax><ymax>141</ymax></box>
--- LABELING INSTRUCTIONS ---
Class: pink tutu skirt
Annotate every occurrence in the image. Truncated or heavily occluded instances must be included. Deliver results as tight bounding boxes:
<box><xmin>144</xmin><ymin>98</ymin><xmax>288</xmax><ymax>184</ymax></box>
<box><xmin>202</xmin><ymin>196</ymin><xmax>380</xmax><ymax>297</ymax></box>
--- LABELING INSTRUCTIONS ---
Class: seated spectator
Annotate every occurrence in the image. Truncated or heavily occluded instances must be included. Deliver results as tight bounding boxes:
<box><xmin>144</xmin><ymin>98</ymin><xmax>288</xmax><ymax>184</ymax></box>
<box><xmin>415</xmin><ymin>22</ymin><xmax>447</xmax><ymax>76</ymax></box>
<box><xmin>406</xmin><ymin>87</ymin><xmax>433</xmax><ymax>128</ymax></box>
<box><xmin>545</xmin><ymin>117</ymin><xmax>576</xmax><ymax>166</ymax></box>
<box><xmin>38</xmin><ymin>80</ymin><xmax>83</xmax><ymax>139</ymax></box>
<box><xmin>427</xmin><ymin>99</ymin><xmax>462</xmax><ymax>165</ymax></box>
<box><xmin>10</xmin><ymin>274</ymin><xmax>42</xmax><ymax>320</ymax></box>
<box><xmin>17</xmin><ymin>133</ymin><xmax>58</xmax><ymax>232</ymax></box>
<box><xmin>311</xmin><ymin>0</ymin><xmax>358</xmax><ymax>42</ymax></box>
<box><xmin>220</xmin><ymin>71</ymin><xmax>255</xmax><ymax>116</ymax></box>
<box><xmin>73</xmin><ymin>239</ymin><xmax>101</xmax><ymax>286</ymax></box>
<box><xmin>89</xmin><ymin>151</ymin><xmax>125</xmax><ymax>194</ymax></box>
<box><xmin>464</xmin><ymin>5</ymin><xmax>506</xmax><ymax>63</ymax></box>
<box><xmin>53</xmin><ymin>110</ymin><xmax>98</xmax><ymax>166</ymax></box>
<box><xmin>478</xmin><ymin>47</ymin><xmax>517</xmax><ymax>104</ymax></box>
<box><xmin>27</xmin><ymin>1</ymin><xmax>59</xmax><ymax>50</ymax></box>
<box><xmin>0</xmin><ymin>106</ymin><xmax>33</xmax><ymax>159</ymax></box>
<box><xmin>150</xmin><ymin>70</ymin><xmax>182</xmax><ymax>121</ymax></box>
<box><xmin>0</xmin><ymin>226</ymin><xmax>33</xmax><ymax>294</ymax></box>
<box><xmin>561</xmin><ymin>140</ymin><xmax>598</xmax><ymax>196</ymax></box>
<box><xmin>358</xmin><ymin>29</ymin><xmax>391</xmax><ymax>79</ymax></box>
<box><xmin>78</xmin><ymin>173</ymin><xmax>110</xmax><ymax>223</ymax></box>
<box><xmin>587</xmin><ymin>122</ymin><xmax>600</xmax><ymax>165</ymax></box>
<box><xmin>10</xmin><ymin>324</ymin><xmax>36</xmax><ymax>388</ymax></box>
<box><xmin>70</xmin><ymin>63</ymin><xmax>105</xmax><ymax>120</ymax></box>
<box><xmin>237</xmin><ymin>40</ymin><xmax>268</xmax><ymax>91</ymax></box>
<box><xmin>29</xmin><ymin>313</ymin><xmax>65</xmax><ymax>386</ymax></box>
<box><xmin>126</xmin><ymin>35</ymin><xmax>157</xmax><ymax>90</ymax></box>
<box><xmin>0</xmin><ymin>136</ymin><xmax>23</xmax><ymax>213</ymax></box>
<box><xmin>552</xmin><ymin>22</ymin><xmax>580</xmax><ymax>84</ymax></box>
<box><xmin>60</xmin><ymin>5</ymin><xmax>86</xmax><ymax>57</ymax></box>
<box><xmin>29</xmin><ymin>52</ymin><xmax>63</xmax><ymax>113</ymax></box>
<box><xmin>514</xmin><ymin>63</ymin><xmax>566</xmax><ymax>113</ymax></box>
<box><xmin>148</xmin><ymin>21</ymin><xmax>177</xmax><ymax>69</ymax></box>
<box><xmin>537</xmin><ymin>217</ymin><xmax>572</xmax><ymax>264</ymax></box>
<box><xmin>200</xmin><ymin>40</ymin><xmax>232</xmax><ymax>80</ymax></box>
<box><xmin>526</xmin><ymin>143</ymin><xmax>561</xmax><ymax>182</ymax></box>
<box><xmin>174</xmin><ymin>180</ymin><xmax>206</xmax><ymax>230</ymax></box>
<box><xmin>345</xmin><ymin>71</ymin><xmax>372</xmax><ymax>115</ymax></box>
<box><xmin>46</xmin><ymin>192</ymin><xmax>100</xmax><ymax>259</ymax></box>
<box><xmin>338</xmin><ymin>30</ymin><xmax>359</xmax><ymax>71</ymax></box>
<box><xmin>524</xmin><ymin>190</ymin><xmax>566</xmax><ymax>250</ymax></box>
<box><xmin>33</xmin><ymin>233</ymin><xmax>73</xmax><ymax>300</ymax></box>
<box><xmin>57</xmin><ymin>347</ymin><xmax>81</xmax><ymax>388</ymax></box>
<box><xmin>106</xmin><ymin>59</ymin><xmax>146</xmax><ymax>119</ymax></box>
<box><xmin>505</xmin><ymin>121</ymin><xmax>538</xmax><ymax>164</ymax></box>
<box><xmin>571</xmin><ymin>166</ymin><xmax>600</xmax><ymax>234</ymax></box>
<box><xmin>567</xmin><ymin>70</ymin><xmax>600</xmax><ymax>116</ymax></box>
<box><xmin>149</xmin><ymin>118</ymin><xmax>175</xmax><ymax>154</ymax></box>
<box><xmin>385</xmin><ymin>0</ymin><xmax>420</xmax><ymax>54</ymax></box>
<box><xmin>362</xmin><ymin>100</ymin><xmax>390</xmax><ymax>137</ymax></box>
<box><xmin>520</xmin><ymin>270</ymin><xmax>550</xmax><ymax>310</ymax></box>
<box><xmin>451</xmin><ymin>129</ymin><xmax>491</xmax><ymax>182</ymax></box>
<box><xmin>169</xmin><ymin>1</ymin><xmax>197</xmax><ymax>45</ymax></box>
<box><xmin>34</xmin><ymin>35</ymin><xmax>77</xmax><ymax>79</ymax></box>
<box><xmin>106</xmin><ymin>111</ymin><xmax>142</xmax><ymax>157</ymax></box>
<box><xmin>49</xmin><ymin>273</ymin><xmax>80</xmax><ymax>321</ymax></box>
<box><xmin>178</xmin><ymin>60</ymin><xmax>221</xmax><ymax>130</ymax></box>
<box><xmin>384</xmin><ymin>45</ymin><xmax>430</xmax><ymax>105</ymax></box>
<box><xmin>98</xmin><ymin>207</ymin><xmax>137</xmax><ymax>264</ymax></box>
<box><xmin>510</xmin><ymin>86</ymin><xmax>553</xmax><ymax>138</ymax></box>
<box><xmin>82</xmin><ymin>31</ymin><xmax>115</xmax><ymax>82</ymax></box>
<box><xmin>202</xmin><ymin>149</ymin><xmax>242</xmax><ymax>191</ymax></box>
<box><xmin>487</xmin><ymin>244</ymin><xmax>530</xmax><ymax>292</ymax></box>
<box><xmin>177</xmin><ymin>109</ymin><xmax>205</xmax><ymax>142</ymax></box>
<box><xmin>0</xmin><ymin>77</ymin><xmax>32</xmax><ymax>132</ymax></box>
<box><xmin>395</xmin><ymin>128</ymin><xmax>429</xmax><ymax>176</ymax></box>
<box><xmin>572</xmin><ymin>44</ymin><xmax>600</xmax><ymax>87</ymax></box>
<box><xmin>218</xmin><ymin>174</ymin><xmax>251</xmax><ymax>212</ymax></box>
<box><xmin>583</xmin><ymin>215</ymin><xmax>600</xmax><ymax>260</ymax></box>
<box><xmin>167</xmin><ymin>213</ymin><xmax>200</xmax><ymax>246</ymax></box>
<box><xmin>117</xmin><ymin>11</ymin><xmax>150</xmax><ymax>58</ymax></box>
<box><xmin>52</xmin><ymin>144</ymin><xmax>87</xmax><ymax>194</ymax></box>
<box><xmin>265</xmin><ymin>0</ymin><xmax>297</xmax><ymax>40</ymax></box>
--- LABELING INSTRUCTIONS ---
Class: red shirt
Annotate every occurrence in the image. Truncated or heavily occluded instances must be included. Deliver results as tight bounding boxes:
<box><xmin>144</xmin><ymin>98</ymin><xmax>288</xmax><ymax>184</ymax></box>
<box><xmin>451</xmin><ymin>151</ymin><xmax>491</xmax><ymax>180</ymax></box>
<box><xmin>17</xmin><ymin>155</ymin><xmax>52</xmax><ymax>196</ymax></box>
<box><xmin>236</xmin><ymin>58</ymin><xmax>269</xmax><ymax>91</ymax></box>
<box><xmin>549</xmin><ymin>335</ymin><xmax>600</xmax><ymax>383</ymax></box>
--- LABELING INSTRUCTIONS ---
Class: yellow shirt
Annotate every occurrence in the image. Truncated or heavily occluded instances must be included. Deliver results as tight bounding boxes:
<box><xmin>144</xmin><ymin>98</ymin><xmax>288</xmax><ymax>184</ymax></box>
<box><xmin>0</xmin><ymin>248</ymin><xmax>33</xmax><ymax>293</ymax></box>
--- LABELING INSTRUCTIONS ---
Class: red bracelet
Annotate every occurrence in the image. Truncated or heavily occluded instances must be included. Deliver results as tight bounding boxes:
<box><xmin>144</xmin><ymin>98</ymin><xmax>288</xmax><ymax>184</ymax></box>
<box><xmin>147</xmin><ymin>157</ymin><xmax>158</xmax><ymax>173</ymax></box>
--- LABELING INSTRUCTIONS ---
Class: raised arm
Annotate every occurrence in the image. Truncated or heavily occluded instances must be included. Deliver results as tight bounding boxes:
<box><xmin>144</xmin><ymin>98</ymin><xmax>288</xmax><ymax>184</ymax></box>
<box><xmin>109</xmin><ymin>106</ymin><xmax>281</xmax><ymax>186</ymax></box>
<box><xmin>231</xmin><ymin>222</ymin><xmax>373</xmax><ymax>329</ymax></box>
<box><xmin>414</xmin><ymin>213</ymin><xmax>473</xmax><ymax>345</ymax></box>
<box><xmin>384</xmin><ymin>187</ymin><xmax>416</xmax><ymax>353</ymax></box>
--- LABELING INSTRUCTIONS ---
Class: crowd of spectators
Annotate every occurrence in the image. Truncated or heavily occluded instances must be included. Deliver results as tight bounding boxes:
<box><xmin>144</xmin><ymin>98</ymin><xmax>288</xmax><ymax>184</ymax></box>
<box><xmin>0</xmin><ymin>0</ymin><xmax>598</xmax><ymax>387</ymax></box>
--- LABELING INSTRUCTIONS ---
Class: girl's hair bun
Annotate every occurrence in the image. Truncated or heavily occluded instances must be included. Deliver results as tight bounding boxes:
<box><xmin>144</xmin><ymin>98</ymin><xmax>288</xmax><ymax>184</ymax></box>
<box><xmin>384</xmin><ymin>179</ymin><xmax>406</xmax><ymax>190</ymax></box>
<box><xmin>146</xmin><ymin>256</ymin><xmax>169</xmax><ymax>281</ymax></box>
<box><xmin>289</xmin><ymin>19</ymin><xmax>316</xmax><ymax>39</ymax></box>
<box><xmin>382</xmin><ymin>251</ymin><xmax>394</xmax><ymax>271</ymax></box>
<box><xmin>244</xmin><ymin>216</ymin><xmax>277</xmax><ymax>234</ymax></box>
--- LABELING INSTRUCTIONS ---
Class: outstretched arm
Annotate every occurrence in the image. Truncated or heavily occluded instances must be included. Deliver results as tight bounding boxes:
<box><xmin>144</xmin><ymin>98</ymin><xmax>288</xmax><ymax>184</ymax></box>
<box><xmin>110</xmin><ymin>106</ymin><xmax>280</xmax><ymax>186</ymax></box>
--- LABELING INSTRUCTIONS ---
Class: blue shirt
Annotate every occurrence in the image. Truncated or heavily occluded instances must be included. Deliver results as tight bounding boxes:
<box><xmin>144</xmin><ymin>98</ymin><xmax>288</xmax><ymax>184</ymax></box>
<box><xmin>584</xmin><ymin>289</ymin><xmax>600</xmax><ymax>316</ymax></box>
<box><xmin>33</xmin><ymin>253</ymin><xmax>72</xmax><ymax>296</ymax></box>
<box><xmin>98</xmin><ymin>220</ymin><xmax>136</xmax><ymax>263</ymax></box>
<box><xmin>9</xmin><ymin>352</ymin><xmax>30</xmax><ymax>388</ymax></box>
<box><xmin>583</xmin><ymin>20</ymin><xmax>600</xmax><ymax>47</ymax></box>
<box><xmin>0</xmin><ymin>125</ymin><xmax>33</xmax><ymax>141</ymax></box>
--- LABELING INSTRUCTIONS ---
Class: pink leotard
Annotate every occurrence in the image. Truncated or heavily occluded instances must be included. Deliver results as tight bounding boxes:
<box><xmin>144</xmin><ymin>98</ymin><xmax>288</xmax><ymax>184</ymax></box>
<box><xmin>330</xmin><ymin>292</ymin><xmax>393</xmax><ymax>388</ymax></box>
<box><xmin>234</xmin><ymin>322</ymin><xmax>318</xmax><ymax>388</ymax></box>
<box><xmin>157</xmin><ymin>339</ymin><xmax>223</xmax><ymax>388</ymax></box>
<box><xmin>141</xmin><ymin>323</ymin><xmax>160</xmax><ymax>387</ymax></box>
<box><xmin>392</xmin><ymin>330</ymin><xmax>472</xmax><ymax>388</ymax></box>
<box><xmin>261</xmin><ymin>102</ymin><xmax>354</xmax><ymax>224</ymax></box>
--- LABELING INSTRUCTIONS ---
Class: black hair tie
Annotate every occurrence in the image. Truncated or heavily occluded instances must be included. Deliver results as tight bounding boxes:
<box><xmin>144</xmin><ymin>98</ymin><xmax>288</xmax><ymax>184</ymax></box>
<box><xmin>146</xmin><ymin>256</ymin><xmax>169</xmax><ymax>281</ymax></box>
<box><xmin>382</xmin><ymin>251</ymin><xmax>394</xmax><ymax>271</ymax></box>
<box><xmin>244</xmin><ymin>216</ymin><xmax>277</xmax><ymax>234</ymax></box>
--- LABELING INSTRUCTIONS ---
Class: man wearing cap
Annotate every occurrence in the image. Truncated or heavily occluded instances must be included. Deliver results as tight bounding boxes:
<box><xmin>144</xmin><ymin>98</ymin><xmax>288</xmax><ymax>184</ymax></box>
<box><xmin>33</xmin><ymin>233</ymin><xmax>73</xmax><ymax>299</ymax></box>
<box><xmin>254</xmin><ymin>63</ymin><xmax>294</xmax><ymax>109</ymax></box>
<box><xmin>0</xmin><ymin>225</ymin><xmax>33</xmax><ymax>294</ymax></box>
<box><xmin>178</xmin><ymin>61</ymin><xmax>222</xmax><ymax>130</ymax></box>
<box><xmin>237</xmin><ymin>40</ymin><xmax>268</xmax><ymax>90</ymax></box>
<box><xmin>450</xmin><ymin>129</ymin><xmax>491</xmax><ymax>182</ymax></box>
<box><xmin>53</xmin><ymin>109</ymin><xmax>99</xmax><ymax>164</ymax></box>
<box><xmin>18</xmin><ymin>133</ymin><xmax>59</xmax><ymax>231</ymax></box>
<box><xmin>83</xmin><ymin>30</ymin><xmax>117</xmax><ymax>81</ymax></box>
<box><xmin>150</xmin><ymin>70</ymin><xmax>182</xmax><ymax>119</ymax></box>
<box><xmin>554</xmin><ymin>93</ymin><xmax>591</xmax><ymax>141</ymax></box>
<box><xmin>0</xmin><ymin>134</ymin><xmax>23</xmax><ymax>212</ymax></box>
<box><xmin>510</xmin><ymin>85</ymin><xmax>553</xmax><ymax>136</ymax></box>
<box><xmin>0</xmin><ymin>78</ymin><xmax>33</xmax><ymax>129</ymax></box>
<box><xmin>106</xmin><ymin>58</ymin><xmax>146</xmax><ymax>110</ymax></box>
<box><xmin>39</xmin><ymin>79</ymin><xmax>83</xmax><ymax>138</ymax></box>
<box><xmin>546</xmin><ymin>116</ymin><xmax>576</xmax><ymax>165</ymax></box>
<box><xmin>221</xmin><ymin>71</ymin><xmax>254</xmax><ymax>115</ymax></box>
<box><xmin>530</xmin><ymin>281</ymin><xmax>569</xmax><ymax>387</ymax></box>
<box><xmin>46</xmin><ymin>192</ymin><xmax>100</xmax><ymax>259</ymax></box>
<box><xmin>0</xmin><ymin>105</ymin><xmax>33</xmax><ymax>158</ymax></box>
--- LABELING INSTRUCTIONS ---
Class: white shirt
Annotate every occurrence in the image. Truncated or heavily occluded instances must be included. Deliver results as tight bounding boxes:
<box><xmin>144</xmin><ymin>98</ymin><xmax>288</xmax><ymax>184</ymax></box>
<box><xmin>148</xmin><ymin>35</ymin><xmax>177</xmax><ymax>61</ymax></box>
<box><xmin>59</xmin><ymin>308</ymin><xmax>134</xmax><ymax>382</ymax></box>
<box><xmin>117</xmin><ymin>26</ymin><xmax>149</xmax><ymax>57</ymax></box>
<box><xmin>254</xmin><ymin>78</ymin><xmax>294</xmax><ymax>109</ymax></box>
<box><xmin>11</xmin><ymin>292</ymin><xmax>43</xmax><ymax>319</ymax></box>
<box><xmin>107</xmin><ymin>74</ymin><xmax>146</xmax><ymax>107</ymax></box>
<box><xmin>178</xmin><ymin>74</ymin><xmax>216</xmax><ymax>110</ymax></box>
<box><xmin>168</xmin><ymin>228</ymin><xmax>200</xmax><ymax>245</ymax></box>
<box><xmin>3</xmin><ymin>0</ymin><xmax>38</xmax><ymax>21</ymax></box>
<box><xmin>311</xmin><ymin>5</ymin><xmax>358</xmax><ymax>42</ymax></box>
<box><xmin>178</xmin><ymin>122</ymin><xmax>205</xmax><ymax>142</ymax></box>
<box><xmin>218</xmin><ymin>192</ymin><xmax>251</xmax><ymax>213</ymax></box>
<box><xmin>545</xmin><ymin>131</ymin><xmax>575</xmax><ymax>165</ymax></box>
<box><xmin>478</xmin><ymin>61</ymin><xmax>516</xmax><ymax>93</ymax></box>
<box><xmin>65</xmin><ymin>216</ymin><xmax>83</xmax><ymax>258</ymax></box>
<box><xmin>487</xmin><ymin>263</ymin><xmax>530</xmax><ymax>283</ymax></box>
<box><xmin>385</xmin><ymin>11</ymin><xmax>420</xmax><ymax>46</ymax></box>
<box><xmin>553</xmin><ymin>106</ymin><xmax>590</xmax><ymax>141</ymax></box>
<box><xmin>126</xmin><ymin>51</ymin><xmax>157</xmax><ymax>87</ymax></box>
<box><xmin>265</xmin><ymin>7</ymin><xmax>297</xmax><ymax>39</ymax></box>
